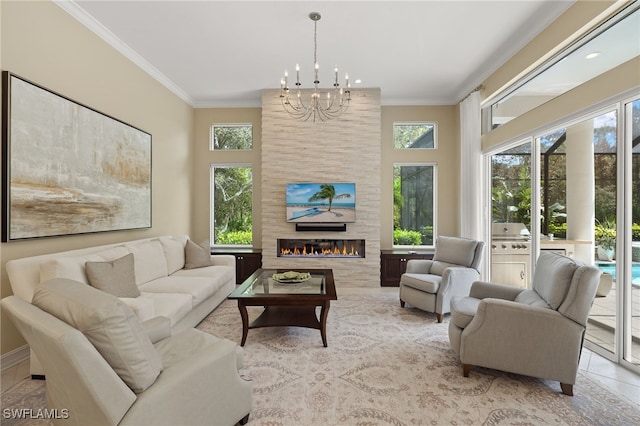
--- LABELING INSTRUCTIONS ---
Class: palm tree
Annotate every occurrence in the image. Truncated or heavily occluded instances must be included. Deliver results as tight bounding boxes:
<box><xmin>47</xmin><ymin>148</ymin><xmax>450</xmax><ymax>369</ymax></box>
<box><xmin>308</xmin><ymin>184</ymin><xmax>351</xmax><ymax>212</ymax></box>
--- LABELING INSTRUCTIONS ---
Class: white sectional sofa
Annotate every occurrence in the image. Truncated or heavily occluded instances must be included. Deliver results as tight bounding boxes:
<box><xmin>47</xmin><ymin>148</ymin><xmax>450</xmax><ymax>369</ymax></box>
<box><xmin>6</xmin><ymin>235</ymin><xmax>236</xmax><ymax>376</ymax></box>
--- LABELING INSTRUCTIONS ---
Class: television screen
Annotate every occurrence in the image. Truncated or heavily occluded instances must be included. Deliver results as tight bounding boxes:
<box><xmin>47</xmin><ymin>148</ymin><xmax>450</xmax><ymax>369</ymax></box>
<box><xmin>286</xmin><ymin>183</ymin><xmax>356</xmax><ymax>223</ymax></box>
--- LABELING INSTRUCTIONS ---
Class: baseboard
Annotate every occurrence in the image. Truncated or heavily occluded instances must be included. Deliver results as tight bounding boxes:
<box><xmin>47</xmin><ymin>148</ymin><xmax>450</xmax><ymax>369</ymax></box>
<box><xmin>0</xmin><ymin>344</ymin><xmax>29</xmax><ymax>372</ymax></box>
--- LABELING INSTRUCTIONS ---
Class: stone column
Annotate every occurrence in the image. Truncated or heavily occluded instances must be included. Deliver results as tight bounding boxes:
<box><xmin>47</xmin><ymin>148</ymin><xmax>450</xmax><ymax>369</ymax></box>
<box><xmin>565</xmin><ymin>120</ymin><xmax>595</xmax><ymax>263</ymax></box>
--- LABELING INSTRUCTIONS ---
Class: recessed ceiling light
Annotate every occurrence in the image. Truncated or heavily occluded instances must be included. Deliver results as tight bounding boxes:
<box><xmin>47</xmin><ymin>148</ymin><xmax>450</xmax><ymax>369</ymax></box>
<box><xmin>585</xmin><ymin>52</ymin><xmax>600</xmax><ymax>59</ymax></box>
<box><xmin>354</xmin><ymin>79</ymin><xmax>362</xmax><ymax>84</ymax></box>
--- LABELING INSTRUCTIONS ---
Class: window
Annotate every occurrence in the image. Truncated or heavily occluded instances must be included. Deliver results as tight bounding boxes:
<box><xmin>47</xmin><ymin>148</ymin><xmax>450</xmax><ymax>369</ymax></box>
<box><xmin>210</xmin><ymin>165</ymin><xmax>253</xmax><ymax>246</ymax></box>
<box><xmin>393</xmin><ymin>164</ymin><xmax>436</xmax><ymax>246</ymax></box>
<box><xmin>393</xmin><ymin>123</ymin><xmax>436</xmax><ymax>149</ymax></box>
<box><xmin>210</xmin><ymin>124</ymin><xmax>253</xmax><ymax>150</ymax></box>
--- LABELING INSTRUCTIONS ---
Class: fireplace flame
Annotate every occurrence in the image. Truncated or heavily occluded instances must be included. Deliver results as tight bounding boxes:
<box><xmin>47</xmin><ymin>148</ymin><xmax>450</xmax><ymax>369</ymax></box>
<box><xmin>279</xmin><ymin>243</ymin><xmax>361</xmax><ymax>257</ymax></box>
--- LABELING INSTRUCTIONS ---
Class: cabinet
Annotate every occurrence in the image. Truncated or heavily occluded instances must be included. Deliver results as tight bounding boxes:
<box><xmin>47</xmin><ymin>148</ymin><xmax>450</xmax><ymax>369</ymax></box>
<box><xmin>211</xmin><ymin>249</ymin><xmax>262</xmax><ymax>284</ymax></box>
<box><xmin>380</xmin><ymin>250</ymin><xmax>434</xmax><ymax>287</ymax></box>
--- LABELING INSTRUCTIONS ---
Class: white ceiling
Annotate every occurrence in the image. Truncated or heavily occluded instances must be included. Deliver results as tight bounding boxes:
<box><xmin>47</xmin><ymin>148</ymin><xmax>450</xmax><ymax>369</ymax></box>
<box><xmin>59</xmin><ymin>0</ymin><xmax>576</xmax><ymax>108</ymax></box>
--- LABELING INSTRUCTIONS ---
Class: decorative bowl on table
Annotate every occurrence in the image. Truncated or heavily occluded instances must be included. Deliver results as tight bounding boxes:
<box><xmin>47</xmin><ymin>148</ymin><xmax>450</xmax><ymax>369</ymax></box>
<box><xmin>272</xmin><ymin>271</ymin><xmax>311</xmax><ymax>284</ymax></box>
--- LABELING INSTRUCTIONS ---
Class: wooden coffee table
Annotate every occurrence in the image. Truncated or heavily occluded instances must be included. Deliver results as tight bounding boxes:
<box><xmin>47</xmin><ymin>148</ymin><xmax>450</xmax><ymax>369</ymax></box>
<box><xmin>228</xmin><ymin>269</ymin><xmax>337</xmax><ymax>347</ymax></box>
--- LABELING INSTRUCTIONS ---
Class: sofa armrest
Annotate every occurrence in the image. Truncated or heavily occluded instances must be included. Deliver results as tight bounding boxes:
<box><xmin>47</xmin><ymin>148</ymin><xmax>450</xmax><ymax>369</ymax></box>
<box><xmin>121</xmin><ymin>338</ymin><xmax>252</xmax><ymax>426</ymax></box>
<box><xmin>142</xmin><ymin>316</ymin><xmax>171</xmax><ymax>343</ymax></box>
<box><xmin>469</xmin><ymin>281</ymin><xmax>524</xmax><ymax>301</ymax></box>
<box><xmin>209</xmin><ymin>254</ymin><xmax>236</xmax><ymax>268</ymax></box>
<box><xmin>405</xmin><ymin>259</ymin><xmax>434</xmax><ymax>274</ymax></box>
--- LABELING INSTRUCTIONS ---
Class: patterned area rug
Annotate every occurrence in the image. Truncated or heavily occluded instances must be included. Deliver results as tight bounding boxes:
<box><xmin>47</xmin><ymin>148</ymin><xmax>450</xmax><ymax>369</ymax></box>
<box><xmin>3</xmin><ymin>293</ymin><xmax>640</xmax><ymax>425</ymax></box>
<box><xmin>198</xmin><ymin>293</ymin><xmax>640</xmax><ymax>426</ymax></box>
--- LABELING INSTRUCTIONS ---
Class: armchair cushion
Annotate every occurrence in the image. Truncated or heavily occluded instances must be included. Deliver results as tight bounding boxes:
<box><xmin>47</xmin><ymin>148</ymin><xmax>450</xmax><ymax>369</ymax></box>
<box><xmin>430</xmin><ymin>261</ymin><xmax>458</xmax><ymax>276</ymax></box>
<box><xmin>449</xmin><ymin>296</ymin><xmax>480</xmax><ymax>329</ymax></box>
<box><xmin>531</xmin><ymin>252</ymin><xmax>579</xmax><ymax>309</ymax></box>
<box><xmin>433</xmin><ymin>236</ymin><xmax>478</xmax><ymax>267</ymax></box>
<box><xmin>32</xmin><ymin>278</ymin><xmax>163</xmax><ymax>393</ymax></box>
<box><xmin>514</xmin><ymin>289</ymin><xmax>551</xmax><ymax>309</ymax></box>
<box><xmin>400</xmin><ymin>274</ymin><xmax>441</xmax><ymax>293</ymax></box>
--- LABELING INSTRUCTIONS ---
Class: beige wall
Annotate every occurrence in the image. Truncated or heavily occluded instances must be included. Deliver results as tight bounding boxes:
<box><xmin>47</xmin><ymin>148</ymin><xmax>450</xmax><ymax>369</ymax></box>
<box><xmin>1</xmin><ymin>1</ymin><xmax>194</xmax><ymax>356</ymax></box>
<box><xmin>192</xmin><ymin>108</ymin><xmax>262</xmax><ymax>246</ymax></box>
<box><xmin>380</xmin><ymin>105</ymin><xmax>459</xmax><ymax>247</ymax></box>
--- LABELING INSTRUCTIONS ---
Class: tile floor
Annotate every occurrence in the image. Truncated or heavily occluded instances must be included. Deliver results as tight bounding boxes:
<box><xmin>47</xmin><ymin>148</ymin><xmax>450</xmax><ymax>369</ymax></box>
<box><xmin>587</xmin><ymin>282</ymin><xmax>640</xmax><ymax>365</ymax></box>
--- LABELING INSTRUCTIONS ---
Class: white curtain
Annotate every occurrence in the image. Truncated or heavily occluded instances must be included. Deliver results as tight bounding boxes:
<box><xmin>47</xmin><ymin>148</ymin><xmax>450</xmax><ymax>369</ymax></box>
<box><xmin>459</xmin><ymin>91</ymin><xmax>483</xmax><ymax>241</ymax></box>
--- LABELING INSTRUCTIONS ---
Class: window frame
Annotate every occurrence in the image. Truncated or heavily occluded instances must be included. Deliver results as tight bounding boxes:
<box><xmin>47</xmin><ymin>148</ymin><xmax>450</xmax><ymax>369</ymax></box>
<box><xmin>392</xmin><ymin>122</ymin><xmax>437</xmax><ymax>150</ymax></box>
<box><xmin>392</xmin><ymin>162</ymin><xmax>438</xmax><ymax>248</ymax></box>
<box><xmin>209</xmin><ymin>123</ymin><xmax>254</xmax><ymax>151</ymax></box>
<box><xmin>210</xmin><ymin>162</ymin><xmax>253</xmax><ymax>248</ymax></box>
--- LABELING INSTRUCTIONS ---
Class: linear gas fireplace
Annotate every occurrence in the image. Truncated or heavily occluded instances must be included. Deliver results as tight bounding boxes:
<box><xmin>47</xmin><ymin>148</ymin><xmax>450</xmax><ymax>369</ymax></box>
<box><xmin>278</xmin><ymin>239</ymin><xmax>365</xmax><ymax>258</ymax></box>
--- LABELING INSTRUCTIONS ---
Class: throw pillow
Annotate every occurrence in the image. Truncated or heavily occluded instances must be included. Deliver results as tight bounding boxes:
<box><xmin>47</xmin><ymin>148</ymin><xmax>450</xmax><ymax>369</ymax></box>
<box><xmin>184</xmin><ymin>239</ymin><xmax>214</xmax><ymax>269</ymax></box>
<box><xmin>86</xmin><ymin>253</ymin><xmax>140</xmax><ymax>298</ymax></box>
<box><xmin>32</xmin><ymin>278</ymin><xmax>163</xmax><ymax>393</ymax></box>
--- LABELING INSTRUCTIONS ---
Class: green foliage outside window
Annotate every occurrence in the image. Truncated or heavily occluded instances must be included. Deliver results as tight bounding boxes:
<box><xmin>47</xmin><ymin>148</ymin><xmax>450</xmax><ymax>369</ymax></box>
<box><xmin>212</xmin><ymin>165</ymin><xmax>253</xmax><ymax>245</ymax></box>
<box><xmin>211</xmin><ymin>125</ymin><xmax>252</xmax><ymax>150</ymax></box>
<box><xmin>393</xmin><ymin>123</ymin><xmax>435</xmax><ymax>149</ymax></box>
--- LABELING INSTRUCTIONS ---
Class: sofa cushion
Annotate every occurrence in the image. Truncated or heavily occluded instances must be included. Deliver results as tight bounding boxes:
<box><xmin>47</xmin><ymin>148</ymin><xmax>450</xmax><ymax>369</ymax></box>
<box><xmin>171</xmin><ymin>264</ymin><xmax>235</xmax><ymax>285</ymax></box>
<box><xmin>32</xmin><ymin>278</ymin><xmax>163</xmax><ymax>393</ymax></box>
<box><xmin>86</xmin><ymin>254</ymin><xmax>140</xmax><ymax>298</ymax></box>
<box><xmin>119</xmin><ymin>296</ymin><xmax>156</xmax><ymax>322</ymax></box>
<box><xmin>399</xmin><ymin>273</ymin><xmax>441</xmax><ymax>293</ymax></box>
<box><xmin>514</xmin><ymin>289</ymin><xmax>551</xmax><ymax>309</ymax></box>
<box><xmin>450</xmin><ymin>296</ymin><xmax>481</xmax><ymax>329</ymax></box>
<box><xmin>531</xmin><ymin>252</ymin><xmax>579</xmax><ymax>310</ymax></box>
<box><xmin>40</xmin><ymin>254</ymin><xmax>104</xmax><ymax>284</ymax></box>
<box><xmin>159</xmin><ymin>236</ymin><xmax>186</xmax><ymax>275</ymax></box>
<box><xmin>139</xmin><ymin>292</ymin><xmax>193</xmax><ymax>327</ymax></box>
<box><xmin>433</xmin><ymin>236</ymin><xmax>478</xmax><ymax>267</ymax></box>
<box><xmin>126</xmin><ymin>240</ymin><xmax>169</xmax><ymax>285</ymax></box>
<box><xmin>184</xmin><ymin>240</ymin><xmax>214</xmax><ymax>269</ymax></box>
<box><xmin>139</xmin><ymin>276</ymin><xmax>224</xmax><ymax>307</ymax></box>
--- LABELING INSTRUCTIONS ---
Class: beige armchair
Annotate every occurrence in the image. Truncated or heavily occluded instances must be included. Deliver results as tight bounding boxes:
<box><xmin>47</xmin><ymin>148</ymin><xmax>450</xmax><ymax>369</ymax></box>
<box><xmin>400</xmin><ymin>236</ymin><xmax>485</xmax><ymax>322</ymax></box>
<box><xmin>2</xmin><ymin>278</ymin><xmax>253</xmax><ymax>425</ymax></box>
<box><xmin>448</xmin><ymin>252</ymin><xmax>601</xmax><ymax>396</ymax></box>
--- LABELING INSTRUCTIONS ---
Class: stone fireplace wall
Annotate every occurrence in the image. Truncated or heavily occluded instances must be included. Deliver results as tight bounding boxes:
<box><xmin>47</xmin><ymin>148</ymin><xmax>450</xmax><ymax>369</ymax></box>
<box><xmin>261</xmin><ymin>88</ymin><xmax>381</xmax><ymax>287</ymax></box>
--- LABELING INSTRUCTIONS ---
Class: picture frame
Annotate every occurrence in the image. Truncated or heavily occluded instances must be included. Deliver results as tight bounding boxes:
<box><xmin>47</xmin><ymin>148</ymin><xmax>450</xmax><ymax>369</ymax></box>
<box><xmin>1</xmin><ymin>71</ymin><xmax>152</xmax><ymax>241</ymax></box>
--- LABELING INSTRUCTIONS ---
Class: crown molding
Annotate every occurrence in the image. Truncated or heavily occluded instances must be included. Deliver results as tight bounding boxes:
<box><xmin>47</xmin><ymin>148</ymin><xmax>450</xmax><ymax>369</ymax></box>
<box><xmin>54</xmin><ymin>0</ymin><xmax>195</xmax><ymax>107</ymax></box>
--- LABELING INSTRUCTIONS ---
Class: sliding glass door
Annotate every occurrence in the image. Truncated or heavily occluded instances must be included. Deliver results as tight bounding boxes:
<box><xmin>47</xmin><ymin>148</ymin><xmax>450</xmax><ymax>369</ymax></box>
<box><xmin>487</xmin><ymin>96</ymin><xmax>639</xmax><ymax>371</ymax></box>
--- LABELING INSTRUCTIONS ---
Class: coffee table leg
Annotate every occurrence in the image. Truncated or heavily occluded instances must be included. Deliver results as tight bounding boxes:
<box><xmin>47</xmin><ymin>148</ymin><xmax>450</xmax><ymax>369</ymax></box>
<box><xmin>319</xmin><ymin>301</ymin><xmax>330</xmax><ymax>347</ymax></box>
<box><xmin>238</xmin><ymin>302</ymin><xmax>249</xmax><ymax>346</ymax></box>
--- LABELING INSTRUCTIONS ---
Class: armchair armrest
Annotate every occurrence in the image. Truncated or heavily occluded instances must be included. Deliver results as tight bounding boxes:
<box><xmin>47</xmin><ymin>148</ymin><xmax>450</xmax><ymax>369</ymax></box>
<box><xmin>142</xmin><ymin>316</ymin><xmax>171</xmax><ymax>343</ymax></box>
<box><xmin>469</xmin><ymin>281</ymin><xmax>524</xmax><ymax>301</ymax></box>
<box><xmin>405</xmin><ymin>259</ymin><xmax>434</xmax><ymax>274</ymax></box>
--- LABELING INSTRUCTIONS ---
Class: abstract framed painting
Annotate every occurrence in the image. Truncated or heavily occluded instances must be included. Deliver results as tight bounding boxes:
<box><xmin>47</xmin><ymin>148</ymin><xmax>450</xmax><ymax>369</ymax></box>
<box><xmin>1</xmin><ymin>71</ymin><xmax>152</xmax><ymax>241</ymax></box>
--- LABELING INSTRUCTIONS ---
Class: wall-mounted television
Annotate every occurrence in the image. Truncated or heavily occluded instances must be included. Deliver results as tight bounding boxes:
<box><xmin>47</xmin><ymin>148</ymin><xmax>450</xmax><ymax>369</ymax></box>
<box><xmin>286</xmin><ymin>183</ymin><xmax>356</xmax><ymax>223</ymax></box>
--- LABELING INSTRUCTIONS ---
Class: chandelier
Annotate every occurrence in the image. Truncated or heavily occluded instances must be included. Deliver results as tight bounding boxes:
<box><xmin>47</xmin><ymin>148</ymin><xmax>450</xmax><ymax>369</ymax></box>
<box><xmin>280</xmin><ymin>12</ymin><xmax>351</xmax><ymax>122</ymax></box>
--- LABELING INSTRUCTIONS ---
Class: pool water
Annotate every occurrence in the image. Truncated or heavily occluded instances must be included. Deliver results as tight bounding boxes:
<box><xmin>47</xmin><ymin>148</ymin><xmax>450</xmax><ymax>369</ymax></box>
<box><xmin>597</xmin><ymin>263</ymin><xmax>640</xmax><ymax>283</ymax></box>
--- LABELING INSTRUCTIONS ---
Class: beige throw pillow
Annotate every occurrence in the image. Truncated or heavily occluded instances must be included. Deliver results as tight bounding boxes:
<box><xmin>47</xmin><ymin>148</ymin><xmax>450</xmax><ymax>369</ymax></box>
<box><xmin>184</xmin><ymin>239</ymin><xmax>213</xmax><ymax>269</ymax></box>
<box><xmin>32</xmin><ymin>278</ymin><xmax>163</xmax><ymax>393</ymax></box>
<box><xmin>86</xmin><ymin>253</ymin><xmax>140</xmax><ymax>298</ymax></box>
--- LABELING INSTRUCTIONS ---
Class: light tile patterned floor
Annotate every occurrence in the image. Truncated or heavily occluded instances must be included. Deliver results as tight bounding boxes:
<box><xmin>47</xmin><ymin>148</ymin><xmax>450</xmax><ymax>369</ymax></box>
<box><xmin>587</xmin><ymin>283</ymin><xmax>640</xmax><ymax>365</ymax></box>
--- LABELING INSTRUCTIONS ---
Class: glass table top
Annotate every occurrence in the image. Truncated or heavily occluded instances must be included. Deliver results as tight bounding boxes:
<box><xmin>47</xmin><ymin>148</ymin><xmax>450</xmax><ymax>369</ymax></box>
<box><xmin>237</xmin><ymin>269</ymin><xmax>327</xmax><ymax>296</ymax></box>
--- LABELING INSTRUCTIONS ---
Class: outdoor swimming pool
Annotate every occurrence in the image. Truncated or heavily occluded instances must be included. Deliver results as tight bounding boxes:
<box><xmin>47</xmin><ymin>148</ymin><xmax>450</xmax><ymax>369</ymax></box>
<box><xmin>597</xmin><ymin>263</ymin><xmax>640</xmax><ymax>284</ymax></box>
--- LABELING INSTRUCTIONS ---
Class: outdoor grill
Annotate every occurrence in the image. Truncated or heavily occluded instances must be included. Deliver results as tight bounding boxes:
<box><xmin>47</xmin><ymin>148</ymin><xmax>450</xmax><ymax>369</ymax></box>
<box><xmin>491</xmin><ymin>223</ymin><xmax>532</xmax><ymax>287</ymax></box>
